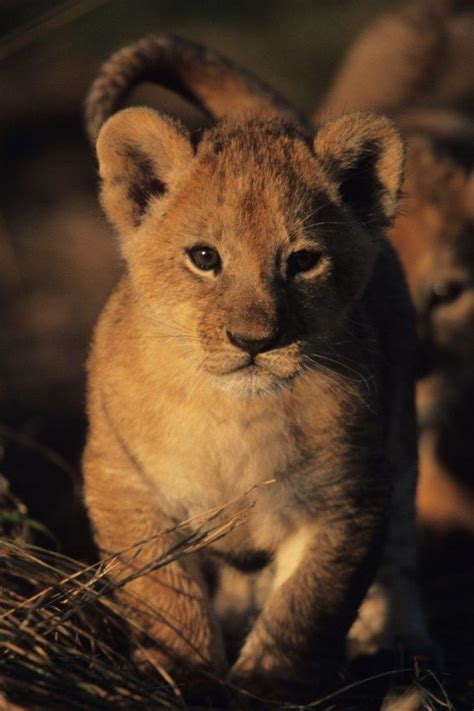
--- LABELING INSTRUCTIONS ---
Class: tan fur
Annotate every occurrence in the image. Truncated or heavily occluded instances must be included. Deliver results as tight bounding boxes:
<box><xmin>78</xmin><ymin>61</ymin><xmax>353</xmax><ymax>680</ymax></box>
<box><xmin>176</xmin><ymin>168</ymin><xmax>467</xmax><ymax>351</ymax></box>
<box><xmin>315</xmin><ymin>0</ymin><xmax>474</xmax><ymax>534</ymax></box>
<box><xmin>83</xmin><ymin>100</ymin><xmax>431</xmax><ymax>697</ymax></box>
<box><xmin>85</xmin><ymin>34</ymin><xmax>304</xmax><ymax>146</ymax></box>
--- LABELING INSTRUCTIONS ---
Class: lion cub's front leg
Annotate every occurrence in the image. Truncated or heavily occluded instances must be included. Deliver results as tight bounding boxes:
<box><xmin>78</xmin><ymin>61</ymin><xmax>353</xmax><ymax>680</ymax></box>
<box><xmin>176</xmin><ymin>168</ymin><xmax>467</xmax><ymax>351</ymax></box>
<box><xmin>230</xmin><ymin>497</ymin><xmax>387</xmax><ymax>697</ymax></box>
<box><xmin>83</xmin><ymin>447</ymin><xmax>226</xmax><ymax>675</ymax></box>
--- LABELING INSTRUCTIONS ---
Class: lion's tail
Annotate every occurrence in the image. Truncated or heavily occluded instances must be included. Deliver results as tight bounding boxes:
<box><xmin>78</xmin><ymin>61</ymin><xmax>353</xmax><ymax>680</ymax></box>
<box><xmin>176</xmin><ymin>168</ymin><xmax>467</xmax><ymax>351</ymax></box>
<box><xmin>85</xmin><ymin>34</ymin><xmax>303</xmax><ymax>146</ymax></box>
<box><xmin>314</xmin><ymin>0</ymin><xmax>474</xmax><ymax>123</ymax></box>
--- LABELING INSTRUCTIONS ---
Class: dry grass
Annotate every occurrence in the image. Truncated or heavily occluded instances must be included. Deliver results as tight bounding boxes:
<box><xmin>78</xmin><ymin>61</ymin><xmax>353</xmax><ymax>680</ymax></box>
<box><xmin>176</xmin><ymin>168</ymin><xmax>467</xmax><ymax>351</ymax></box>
<box><xmin>0</xmin><ymin>476</ymin><xmax>256</xmax><ymax>710</ymax></box>
<box><xmin>0</xmin><ymin>423</ymin><xmax>468</xmax><ymax>710</ymax></box>
<box><xmin>1</xmin><ymin>470</ymin><xmax>459</xmax><ymax>711</ymax></box>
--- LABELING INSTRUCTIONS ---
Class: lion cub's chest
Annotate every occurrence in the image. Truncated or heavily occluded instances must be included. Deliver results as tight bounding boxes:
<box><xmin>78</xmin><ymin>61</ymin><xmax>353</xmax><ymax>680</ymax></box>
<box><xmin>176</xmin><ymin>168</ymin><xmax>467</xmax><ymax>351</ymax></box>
<box><xmin>147</xmin><ymin>395</ymin><xmax>307</xmax><ymax>541</ymax></box>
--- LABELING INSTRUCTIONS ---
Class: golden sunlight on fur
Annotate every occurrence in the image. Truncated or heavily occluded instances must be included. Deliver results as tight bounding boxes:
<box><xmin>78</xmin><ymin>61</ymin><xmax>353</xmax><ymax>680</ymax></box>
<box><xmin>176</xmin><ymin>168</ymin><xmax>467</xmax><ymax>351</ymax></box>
<box><xmin>83</xmin><ymin>36</ymin><xmax>432</xmax><ymax>701</ymax></box>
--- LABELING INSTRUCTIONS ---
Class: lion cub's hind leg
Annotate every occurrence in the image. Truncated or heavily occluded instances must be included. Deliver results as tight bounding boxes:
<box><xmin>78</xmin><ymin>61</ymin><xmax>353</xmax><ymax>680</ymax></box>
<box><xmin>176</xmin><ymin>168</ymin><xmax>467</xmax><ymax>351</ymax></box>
<box><xmin>348</xmin><ymin>464</ymin><xmax>433</xmax><ymax>663</ymax></box>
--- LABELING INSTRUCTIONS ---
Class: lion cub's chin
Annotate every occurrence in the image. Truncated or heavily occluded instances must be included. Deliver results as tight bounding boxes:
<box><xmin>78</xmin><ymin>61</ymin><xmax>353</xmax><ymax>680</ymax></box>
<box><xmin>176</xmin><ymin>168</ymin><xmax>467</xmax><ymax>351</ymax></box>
<box><xmin>211</xmin><ymin>364</ymin><xmax>300</xmax><ymax>398</ymax></box>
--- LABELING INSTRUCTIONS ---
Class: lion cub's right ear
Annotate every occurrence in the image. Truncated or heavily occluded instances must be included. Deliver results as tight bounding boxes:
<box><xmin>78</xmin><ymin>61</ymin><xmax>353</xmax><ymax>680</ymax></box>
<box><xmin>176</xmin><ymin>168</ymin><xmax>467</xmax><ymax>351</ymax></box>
<box><xmin>96</xmin><ymin>107</ymin><xmax>193</xmax><ymax>235</ymax></box>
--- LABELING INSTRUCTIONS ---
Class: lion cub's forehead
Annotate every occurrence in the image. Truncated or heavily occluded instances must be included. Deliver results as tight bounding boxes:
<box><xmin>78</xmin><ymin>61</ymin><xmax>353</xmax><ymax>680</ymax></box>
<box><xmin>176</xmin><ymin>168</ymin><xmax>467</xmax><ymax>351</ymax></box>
<box><xmin>196</xmin><ymin>121</ymin><xmax>322</xmax><ymax>194</ymax></box>
<box><xmin>187</xmin><ymin>121</ymin><xmax>331</xmax><ymax>242</ymax></box>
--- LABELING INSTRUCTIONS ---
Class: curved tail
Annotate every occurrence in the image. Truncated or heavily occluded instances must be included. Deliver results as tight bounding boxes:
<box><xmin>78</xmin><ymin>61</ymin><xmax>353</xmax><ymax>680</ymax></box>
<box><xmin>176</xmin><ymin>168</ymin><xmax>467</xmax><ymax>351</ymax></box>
<box><xmin>85</xmin><ymin>34</ymin><xmax>303</xmax><ymax>145</ymax></box>
<box><xmin>315</xmin><ymin>0</ymin><xmax>474</xmax><ymax>123</ymax></box>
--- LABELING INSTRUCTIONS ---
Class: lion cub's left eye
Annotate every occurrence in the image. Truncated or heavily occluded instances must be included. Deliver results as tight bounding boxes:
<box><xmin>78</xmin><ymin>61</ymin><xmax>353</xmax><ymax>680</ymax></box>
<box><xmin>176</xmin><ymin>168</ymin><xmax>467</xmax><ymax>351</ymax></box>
<box><xmin>287</xmin><ymin>250</ymin><xmax>321</xmax><ymax>278</ymax></box>
<box><xmin>187</xmin><ymin>245</ymin><xmax>221</xmax><ymax>272</ymax></box>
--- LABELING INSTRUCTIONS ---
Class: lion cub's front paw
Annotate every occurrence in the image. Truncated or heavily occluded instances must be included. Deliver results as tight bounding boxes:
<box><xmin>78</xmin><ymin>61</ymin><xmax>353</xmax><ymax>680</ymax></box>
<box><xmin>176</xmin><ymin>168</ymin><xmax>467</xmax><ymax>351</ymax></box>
<box><xmin>229</xmin><ymin>649</ymin><xmax>332</xmax><ymax>705</ymax></box>
<box><xmin>228</xmin><ymin>648</ymin><xmax>292</xmax><ymax>703</ymax></box>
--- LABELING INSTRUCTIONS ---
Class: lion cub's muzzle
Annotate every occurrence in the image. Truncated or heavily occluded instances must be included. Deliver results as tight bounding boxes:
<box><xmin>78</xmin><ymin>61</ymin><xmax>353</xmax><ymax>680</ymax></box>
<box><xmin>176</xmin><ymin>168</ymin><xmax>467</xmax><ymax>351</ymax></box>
<box><xmin>200</xmin><ymin>302</ymin><xmax>305</xmax><ymax>387</ymax></box>
<box><xmin>212</xmin><ymin>332</ymin><xmax>304</xmax><ymax>389</ymax></box>
<box><xmin>227</xmin><ymin>322</ymin><xmax>301</xmax><ymax>363</ymax></box>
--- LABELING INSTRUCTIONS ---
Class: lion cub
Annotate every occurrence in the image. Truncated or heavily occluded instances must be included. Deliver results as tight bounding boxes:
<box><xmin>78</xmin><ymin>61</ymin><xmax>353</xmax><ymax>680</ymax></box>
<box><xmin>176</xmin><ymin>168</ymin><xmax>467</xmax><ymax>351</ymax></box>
<box><xmin>83</xmin><ymin>59</ymin><xmax>431</xmax><ymax>695</ymax></box>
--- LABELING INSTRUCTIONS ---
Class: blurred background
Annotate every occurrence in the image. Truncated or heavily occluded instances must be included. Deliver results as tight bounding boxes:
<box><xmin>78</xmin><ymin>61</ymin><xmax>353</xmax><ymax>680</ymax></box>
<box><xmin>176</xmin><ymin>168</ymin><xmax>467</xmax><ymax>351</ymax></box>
<box><xmin>2</xmin><ymin>2</ymin><xmax>474</xmax><ymax>708</ymax></box>
<box><xmin>0</xmin><ymin>0</ymin><xmax>391</xmax><ymax>550</ymax></box>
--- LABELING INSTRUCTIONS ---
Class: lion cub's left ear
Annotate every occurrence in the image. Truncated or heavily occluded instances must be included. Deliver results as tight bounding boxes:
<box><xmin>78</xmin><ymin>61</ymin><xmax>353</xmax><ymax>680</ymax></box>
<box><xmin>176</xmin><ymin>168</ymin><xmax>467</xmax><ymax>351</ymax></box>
<box><xmin>314</xmin><ymin>112</ymin><xmax>405</xmax><ymax>230</ymax></box>
<box><xmin>96</xmin><ymin>107</ymin><xmax>193</xmax><ymax>235</ymax></box>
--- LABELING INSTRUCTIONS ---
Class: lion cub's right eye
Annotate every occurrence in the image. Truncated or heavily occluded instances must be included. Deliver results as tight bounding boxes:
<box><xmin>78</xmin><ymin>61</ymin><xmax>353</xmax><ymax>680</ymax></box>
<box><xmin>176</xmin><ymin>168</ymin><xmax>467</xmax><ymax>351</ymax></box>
<box><xmin>187</xmin><ymin>245</ymin><xmax>221</xmax><ymax>273</ymax></box>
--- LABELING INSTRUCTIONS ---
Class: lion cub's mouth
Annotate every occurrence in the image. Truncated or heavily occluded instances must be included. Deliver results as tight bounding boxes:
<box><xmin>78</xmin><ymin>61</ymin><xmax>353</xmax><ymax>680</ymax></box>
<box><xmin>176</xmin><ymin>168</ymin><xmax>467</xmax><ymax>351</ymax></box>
<box><xmin>228</xmin><ymin>360</ymin><xmax>260</xmax><ymax>374</ymax></box>
<box><xmin>220</xmin><ymin>354</ymin><xmax>303</xmax><ymax>387</ymax></box>
<box><xmin>201</xmin><ymin>343</ymin><xmax>305</xmax><ymax>394</ymax></box>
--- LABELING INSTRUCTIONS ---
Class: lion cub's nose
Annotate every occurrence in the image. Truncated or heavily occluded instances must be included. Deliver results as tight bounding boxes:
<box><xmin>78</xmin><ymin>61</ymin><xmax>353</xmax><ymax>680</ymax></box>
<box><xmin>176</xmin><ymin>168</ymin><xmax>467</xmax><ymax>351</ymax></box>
<box><xmin>226</xmin><ymin>330</ymin><xmax>277</xmax><ymax>356</ymax></box>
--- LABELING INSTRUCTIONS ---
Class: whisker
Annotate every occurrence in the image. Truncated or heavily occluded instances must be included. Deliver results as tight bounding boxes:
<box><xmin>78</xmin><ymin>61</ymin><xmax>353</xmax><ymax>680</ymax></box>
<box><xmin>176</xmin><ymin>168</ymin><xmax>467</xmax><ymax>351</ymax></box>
<box><xmin>301</xmin><ymin>220</ymin><xmax>345</xmax><ymax>232</ymax></box>
<box><xmin>144</xmin><ymin>315</ymin><xmax>195</xmax><ymax>338</ymax></box>
<box><xmin>302</xmin><ymin>354</ymin><xmax>375</xmax><ymax>413</ymax></box>
<box><xmin>306</xmin><ymin>351</ymin><xmax>374</xmax><ymax>385</ymax></box>
<box><xmin>297</xmin><ymin>202</ymin><xmax>331</xmax><ymax>227</ymax></box>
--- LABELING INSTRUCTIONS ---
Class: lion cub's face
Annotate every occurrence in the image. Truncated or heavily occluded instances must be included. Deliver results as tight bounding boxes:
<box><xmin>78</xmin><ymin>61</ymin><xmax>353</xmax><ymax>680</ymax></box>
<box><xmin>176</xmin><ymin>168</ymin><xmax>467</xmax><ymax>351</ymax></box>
<box><xmin>389</xmin><ymin>141</ymin><xmax>474</xmax><ymax>425</ymax></box>
<box><xmin>97</xmin><ymin>109</ymin><xmax>404</xmax><ymax>396</ymax></box>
